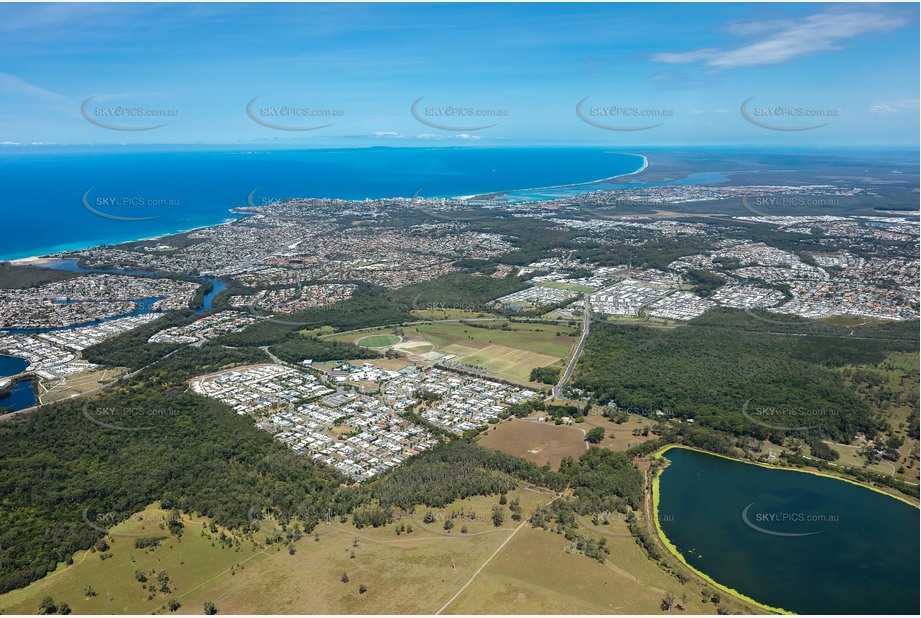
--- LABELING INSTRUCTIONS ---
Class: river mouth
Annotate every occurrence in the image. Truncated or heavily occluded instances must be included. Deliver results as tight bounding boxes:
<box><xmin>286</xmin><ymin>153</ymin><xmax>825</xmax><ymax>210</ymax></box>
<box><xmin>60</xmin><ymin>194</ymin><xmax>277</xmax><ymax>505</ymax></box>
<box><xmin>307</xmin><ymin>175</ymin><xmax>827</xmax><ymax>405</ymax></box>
<box><xmin>653</xmin><ymin>446</ymin><xmax>920</xmax><ymax>615</ymax></box>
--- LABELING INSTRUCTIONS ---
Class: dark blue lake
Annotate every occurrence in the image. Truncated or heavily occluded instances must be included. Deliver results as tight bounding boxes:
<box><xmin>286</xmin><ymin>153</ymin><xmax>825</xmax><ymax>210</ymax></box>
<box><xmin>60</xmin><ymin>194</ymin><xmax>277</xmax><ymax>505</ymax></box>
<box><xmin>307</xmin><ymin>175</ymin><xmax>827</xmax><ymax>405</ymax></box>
<box><xmin>0</xmin><ymin>378</ymin><xmax>36</xmax><ymax>412</ymax></box>
<box><xmin>0</xmin><ymin>355</ymin><xmax>29</xmax><ymax>377</ymax></box>
<box><xmin>657</xmin><ymin>447</ymin><xmax>920</xmax><ymax>614</ymax></box>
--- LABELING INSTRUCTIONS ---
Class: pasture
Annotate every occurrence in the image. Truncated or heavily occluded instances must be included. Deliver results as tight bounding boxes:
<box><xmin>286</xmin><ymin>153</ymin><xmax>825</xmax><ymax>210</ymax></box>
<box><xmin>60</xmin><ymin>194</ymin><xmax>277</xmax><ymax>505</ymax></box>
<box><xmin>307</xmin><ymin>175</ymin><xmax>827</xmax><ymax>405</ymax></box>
<box><xmin>478</xmin><ymin>419</ymin><xmax>587</xmax><ymax>469</ymax></box>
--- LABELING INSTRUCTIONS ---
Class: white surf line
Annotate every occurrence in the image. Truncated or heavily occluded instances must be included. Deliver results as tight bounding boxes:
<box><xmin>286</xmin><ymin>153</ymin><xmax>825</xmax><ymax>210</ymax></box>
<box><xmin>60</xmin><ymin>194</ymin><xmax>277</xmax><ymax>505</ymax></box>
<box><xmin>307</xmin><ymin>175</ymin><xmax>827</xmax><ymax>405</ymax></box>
<box><xmin>455</xmin><ymin>153</ymin><xmax>649</xmax><ymax>201</ymax></box>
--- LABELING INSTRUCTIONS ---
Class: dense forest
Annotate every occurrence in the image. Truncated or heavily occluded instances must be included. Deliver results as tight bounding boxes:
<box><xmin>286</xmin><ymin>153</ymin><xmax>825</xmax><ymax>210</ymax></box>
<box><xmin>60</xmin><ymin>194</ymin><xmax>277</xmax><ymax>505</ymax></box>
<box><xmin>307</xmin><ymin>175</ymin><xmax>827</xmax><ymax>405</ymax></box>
<box><xmin>0</xmin><ymin>263</ymin><xmax>79</xmax><ymax>289</ymax></box>
<box><xmin>562</xmin><ymin>447</ymin><xmax>645</xmax><ymax>510</ymax></box>
<box><xmin>389</xmin><ymin>272</ymin><xmax>529</xmax><ymax>311</ymax></box>
<box><xmin>269</xmin><ymin>337</ymin><xmax>378</xmax><ymax>365</ymax></box>
<box><xmin>81</xmin><ymin>310</ymin><xmax>192</xmax><ymax>369</ymax></box>
<box><xmin>529</xmin><ymin>365</ymin><xmax>561</xmax><ymax>384</ymax></box>
<box><xmin>0</xmin><ymin>387</ymin><xmax>354</xmax><ymax>594</ymax></box>
<box><xmin>83</xmin><ymin>316</ymin><xmax>378</xmax><ymax>373</ymax></box>
<box><xmin>572</xmin><ymin>311</ymin><xmax>919</xmax><ymax>443</ymax></box>
<box><xmin>372</xmin><ymin>441</ymin><xmax>567</xmax><ymax>509</ymax></box>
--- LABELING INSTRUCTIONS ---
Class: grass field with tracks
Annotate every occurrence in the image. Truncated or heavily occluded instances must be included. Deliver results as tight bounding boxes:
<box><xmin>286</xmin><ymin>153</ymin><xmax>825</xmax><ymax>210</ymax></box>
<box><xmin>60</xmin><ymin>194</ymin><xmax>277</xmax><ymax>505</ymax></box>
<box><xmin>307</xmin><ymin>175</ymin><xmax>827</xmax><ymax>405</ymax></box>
<box><xmin>333</xmin><ymin>322</ymin><xmax>577</xmax><ymax>384</ymax></box>
<box><xmin>356</xmin><ymin>334</ymin><xmax>401</xmax><ymax>348</ymax></box>
<box><xmin>0</xmin><ymin>486</ymin><xmax>764</xmax><ymax>615</ymax></box>
<box><xmin>478</xmin><ymin>418</ymin><xmax>587</xmax><ymax>469</ymax></box>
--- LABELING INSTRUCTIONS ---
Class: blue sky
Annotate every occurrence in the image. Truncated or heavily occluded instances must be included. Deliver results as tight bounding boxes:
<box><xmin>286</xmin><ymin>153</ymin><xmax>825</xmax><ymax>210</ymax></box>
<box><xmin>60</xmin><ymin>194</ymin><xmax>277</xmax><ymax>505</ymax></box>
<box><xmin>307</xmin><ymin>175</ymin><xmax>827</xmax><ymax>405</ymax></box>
<box><xmin>1</xmin><ymin>2</ymin><xmax>918</xmax><ymax>147</ymax></box>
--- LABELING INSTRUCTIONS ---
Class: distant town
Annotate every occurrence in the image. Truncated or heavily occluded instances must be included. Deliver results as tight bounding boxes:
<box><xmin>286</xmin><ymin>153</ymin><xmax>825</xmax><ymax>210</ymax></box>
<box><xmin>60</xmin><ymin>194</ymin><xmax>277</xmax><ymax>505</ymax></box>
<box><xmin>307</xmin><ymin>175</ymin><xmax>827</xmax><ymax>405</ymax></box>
<box><xmin>2</xmin><ymin>184</ymin><xmax>917</xmax><ymax>418</ymax></box>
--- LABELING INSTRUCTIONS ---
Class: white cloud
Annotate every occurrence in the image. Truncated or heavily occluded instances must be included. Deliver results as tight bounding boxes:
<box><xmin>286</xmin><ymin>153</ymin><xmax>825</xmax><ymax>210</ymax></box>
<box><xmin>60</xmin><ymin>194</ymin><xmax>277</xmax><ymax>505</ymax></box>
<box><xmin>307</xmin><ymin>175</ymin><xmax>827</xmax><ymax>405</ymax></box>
<box><xmin>869</xmin><ymin>99</ymin><xmax>919</xmax><ymax>114</ymax></box>
<box><xmin>652</xmin><ymin>8</ymin><xmax>906</xmax><ymax>69</ymax></box>
<box><xmin>0</xmin><ymin>72</ymin><xmax>68</xmax><ymax>102</ymax></box>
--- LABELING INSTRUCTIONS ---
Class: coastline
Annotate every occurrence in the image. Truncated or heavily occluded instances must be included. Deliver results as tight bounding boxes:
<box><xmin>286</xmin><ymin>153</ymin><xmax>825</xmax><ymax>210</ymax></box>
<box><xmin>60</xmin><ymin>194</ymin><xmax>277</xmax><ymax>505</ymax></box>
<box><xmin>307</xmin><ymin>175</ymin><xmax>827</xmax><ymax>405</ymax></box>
<box><xmin>460</xmin><ymin>152</ymin><xmax>649</xmax><ymax>201</ymax></box>
<box><xmin>649</xmin><ymin>444</ymin><xmax>920</xmax><ymax>615</ymax></box>
<box><xmin>4</xmin><ymin>153</ymin><xmax>649</xmax><ymax>264</ymax></box>
<box><xmin>5</xmin><ymin>216</ymin><xmax>244</xmax><ymax>266</ymax></box>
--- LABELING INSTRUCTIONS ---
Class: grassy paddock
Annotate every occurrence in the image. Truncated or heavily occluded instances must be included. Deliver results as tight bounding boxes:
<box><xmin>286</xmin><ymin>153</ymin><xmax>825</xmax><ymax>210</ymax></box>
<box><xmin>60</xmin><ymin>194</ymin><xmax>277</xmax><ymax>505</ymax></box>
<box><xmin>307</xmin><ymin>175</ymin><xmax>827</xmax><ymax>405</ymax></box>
<box><xmin>0</xmin><ymin>489</ymin><xmax>553</xmax><ymax>615</ymax></box>
<box><xmin>0</xmin><ymin>505</ymin><xmax>259</xmax><ymax>615</ymax></box>
<box><xmin>443</xmin><ymin>523</ymin><xmax>723</xmax><ymax>614</ymax></box>
<box><xmin>331</xmin><ymin>321</ymin><xmax>577</xmax><ymax>384</ymax></box>
<box><xmin>478</xmin><ymin>418</ymin><xmax>586</xmax><ymax>469</ymax></box>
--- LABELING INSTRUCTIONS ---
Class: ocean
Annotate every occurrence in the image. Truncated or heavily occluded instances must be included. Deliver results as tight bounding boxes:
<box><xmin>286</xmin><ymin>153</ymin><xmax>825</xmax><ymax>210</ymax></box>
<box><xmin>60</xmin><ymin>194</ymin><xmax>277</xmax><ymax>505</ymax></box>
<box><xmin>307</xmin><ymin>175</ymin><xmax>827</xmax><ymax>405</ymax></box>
<box><xmin>0</xmin><ymin>147</ymin><xmax>648</xmax><ymax>261</ymax></box>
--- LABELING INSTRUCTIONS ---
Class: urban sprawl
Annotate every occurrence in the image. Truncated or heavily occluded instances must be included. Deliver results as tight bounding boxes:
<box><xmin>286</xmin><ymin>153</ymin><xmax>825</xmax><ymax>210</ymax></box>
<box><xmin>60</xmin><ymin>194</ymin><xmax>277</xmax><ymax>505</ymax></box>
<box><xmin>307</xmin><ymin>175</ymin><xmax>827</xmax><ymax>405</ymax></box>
<box><xmin>2</xmin><ymin>184</ymin><xmax>917</xmax><ymax>468</ymax></box>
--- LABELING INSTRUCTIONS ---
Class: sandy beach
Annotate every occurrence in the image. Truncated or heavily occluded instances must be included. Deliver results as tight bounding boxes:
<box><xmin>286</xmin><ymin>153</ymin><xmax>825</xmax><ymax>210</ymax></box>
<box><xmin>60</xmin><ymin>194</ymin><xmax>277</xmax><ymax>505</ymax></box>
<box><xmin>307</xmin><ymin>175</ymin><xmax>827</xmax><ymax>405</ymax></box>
<box><xmin>461</xmin><ymin>152</ymin><xmax>649</xmax><ymax>201</ymax></box>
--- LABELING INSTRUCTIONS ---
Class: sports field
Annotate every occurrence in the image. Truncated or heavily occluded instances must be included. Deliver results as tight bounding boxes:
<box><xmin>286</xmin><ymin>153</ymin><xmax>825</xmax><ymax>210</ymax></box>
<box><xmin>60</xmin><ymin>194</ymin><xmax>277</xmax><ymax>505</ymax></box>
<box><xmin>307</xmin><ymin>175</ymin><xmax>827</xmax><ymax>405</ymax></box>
<box><xmin>356</xmin><ymin>334</ymin><xmax>401</xmax><ymax>348</ymax></box>
<box><xmin>335</xmin><ymin>322</ymin><xmax>577</xmax><ymax>384</ymax></box>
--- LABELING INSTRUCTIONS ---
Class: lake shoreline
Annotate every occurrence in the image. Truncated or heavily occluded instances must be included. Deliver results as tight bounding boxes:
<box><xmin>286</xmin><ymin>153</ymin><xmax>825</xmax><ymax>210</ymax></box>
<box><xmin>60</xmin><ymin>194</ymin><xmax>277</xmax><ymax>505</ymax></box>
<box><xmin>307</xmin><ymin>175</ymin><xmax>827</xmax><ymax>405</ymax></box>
<box><xmin>650</xmin><ymin>444</ymin><xmax>919</xmax><ymax>615</ymax></box>
<box><xmin>650</xmin><ymin>446</ymin><xmax>793</xmax><ymax>615</ymax></box>
<box><xmin>654</xmin><ymin>444</ymin><xmax>919</xmax><ymax>508</ymax></box>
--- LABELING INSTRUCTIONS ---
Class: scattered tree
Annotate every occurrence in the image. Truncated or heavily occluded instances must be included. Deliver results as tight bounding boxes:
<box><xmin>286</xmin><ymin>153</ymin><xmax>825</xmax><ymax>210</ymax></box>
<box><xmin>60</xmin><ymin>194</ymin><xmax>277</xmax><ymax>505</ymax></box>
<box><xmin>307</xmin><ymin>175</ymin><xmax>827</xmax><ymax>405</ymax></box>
<box><xmin>37</xmin><ymin>596</ymin><xmax>57</xmax><ymax>615</ymax></box>
<box><xmin>661</xmin><ymin>593</ymin><xmax>676</xmax><ymax>611</ymax></box>
<box><xmin>585</xmin><ymin>427</ymin><xmax>605</xmax><ymax>444</ymax></box>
